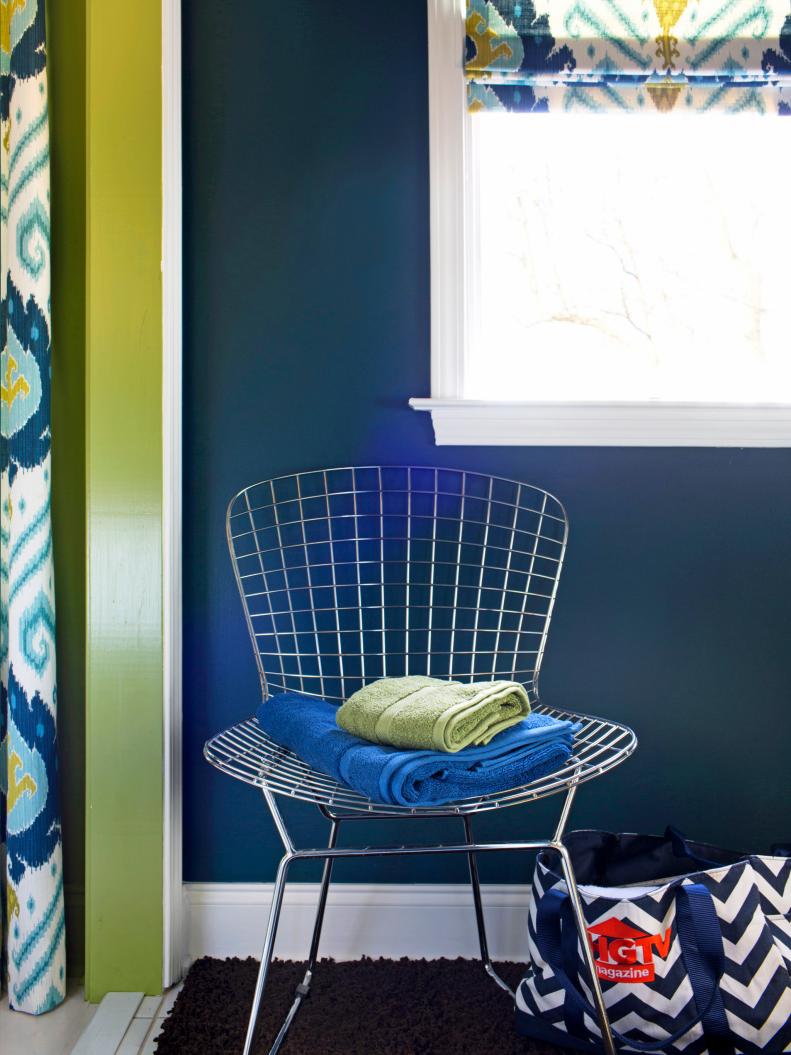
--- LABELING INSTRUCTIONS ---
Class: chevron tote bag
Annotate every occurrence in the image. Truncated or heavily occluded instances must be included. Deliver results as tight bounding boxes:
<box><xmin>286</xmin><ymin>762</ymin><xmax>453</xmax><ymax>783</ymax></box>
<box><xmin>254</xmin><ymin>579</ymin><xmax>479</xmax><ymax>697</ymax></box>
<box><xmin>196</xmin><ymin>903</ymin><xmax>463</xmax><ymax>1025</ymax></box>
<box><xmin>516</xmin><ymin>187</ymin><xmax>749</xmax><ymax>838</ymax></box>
<box><xmin>516</xmin><ymin>829</ymin><xmax>791</xmax><ymax>1055</ymax></box>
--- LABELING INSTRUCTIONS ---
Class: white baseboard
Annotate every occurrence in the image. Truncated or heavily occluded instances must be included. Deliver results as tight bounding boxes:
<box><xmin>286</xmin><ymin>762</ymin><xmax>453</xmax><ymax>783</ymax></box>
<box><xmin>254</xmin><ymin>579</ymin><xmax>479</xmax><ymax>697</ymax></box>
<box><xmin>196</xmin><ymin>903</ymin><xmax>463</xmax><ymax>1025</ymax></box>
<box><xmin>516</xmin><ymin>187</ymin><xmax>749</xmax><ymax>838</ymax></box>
<box><xmin>184</xmin><ymin>883</ymin><xmax>532</xmax><ymax>966</ymax></box>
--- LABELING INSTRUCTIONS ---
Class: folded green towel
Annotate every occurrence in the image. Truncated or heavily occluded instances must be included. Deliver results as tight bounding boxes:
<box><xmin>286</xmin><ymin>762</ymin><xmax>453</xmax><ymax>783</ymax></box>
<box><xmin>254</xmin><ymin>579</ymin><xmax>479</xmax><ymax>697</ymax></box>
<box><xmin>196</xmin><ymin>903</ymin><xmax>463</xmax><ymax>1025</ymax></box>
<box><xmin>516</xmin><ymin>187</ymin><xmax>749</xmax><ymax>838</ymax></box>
<box><xmin>335</xmin><ymin>675</ymin><xmax>531</xmax><ymax>753</ymax></box>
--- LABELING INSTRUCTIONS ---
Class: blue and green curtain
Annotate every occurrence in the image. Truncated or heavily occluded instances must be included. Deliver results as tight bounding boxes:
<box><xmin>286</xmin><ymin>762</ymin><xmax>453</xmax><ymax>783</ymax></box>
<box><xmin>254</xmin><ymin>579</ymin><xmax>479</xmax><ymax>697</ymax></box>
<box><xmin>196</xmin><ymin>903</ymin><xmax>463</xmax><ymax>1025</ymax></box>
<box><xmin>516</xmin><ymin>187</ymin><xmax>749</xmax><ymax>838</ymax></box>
<box><xmin>1</xmin><ymin>0</ymin><xmax>65</xmax><ymax>1014</ymax></box>
<box><xmin>466</xmin><ymin>0</ymin><xmax>791</xmax><ymax>113</ymax></box>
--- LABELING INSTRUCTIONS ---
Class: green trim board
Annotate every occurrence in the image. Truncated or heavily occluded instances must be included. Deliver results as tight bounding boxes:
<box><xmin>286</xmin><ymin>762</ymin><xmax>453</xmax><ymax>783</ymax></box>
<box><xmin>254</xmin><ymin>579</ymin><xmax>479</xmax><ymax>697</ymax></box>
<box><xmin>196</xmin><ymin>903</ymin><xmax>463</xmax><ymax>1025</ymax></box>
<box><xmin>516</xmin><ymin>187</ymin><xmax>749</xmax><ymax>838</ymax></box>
<box><xmin>85</xmin><ymin>0</ymin><xmax>164</xmax><ymax>1000</ymax></box>
<box><xmin>46</xmin><ymin>0</ymin><xmax>88</xmax><ymax>981</ymax></box>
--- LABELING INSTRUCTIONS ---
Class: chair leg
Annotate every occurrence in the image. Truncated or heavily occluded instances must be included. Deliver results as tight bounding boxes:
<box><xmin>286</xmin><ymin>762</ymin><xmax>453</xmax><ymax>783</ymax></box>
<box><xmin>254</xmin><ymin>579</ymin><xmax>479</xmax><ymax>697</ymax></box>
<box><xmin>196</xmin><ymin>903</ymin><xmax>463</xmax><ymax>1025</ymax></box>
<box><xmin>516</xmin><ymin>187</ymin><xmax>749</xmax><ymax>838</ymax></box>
<box><xmin>462</xmin><ymin>815</ymin><xmax>514</xmax><ymax>996</ymax></box>
<box><xmin>554</xmin><ymin>842</ymin><xmax>617</xmax><ymax>1055</ymax></box>
<box><xmin>305</xmin><ymin>819</ymin><xmax>340</xmax><ymax>976</ymax></box>
<box><xmin>244</xmin><ymin>819</ymin><xmax>340</xmax><ymax>1055</ymax></box>
<box><xmin>242</xmin><ymin>854</ymin><xmax>292</xmax><ymax>1055</ymax></box>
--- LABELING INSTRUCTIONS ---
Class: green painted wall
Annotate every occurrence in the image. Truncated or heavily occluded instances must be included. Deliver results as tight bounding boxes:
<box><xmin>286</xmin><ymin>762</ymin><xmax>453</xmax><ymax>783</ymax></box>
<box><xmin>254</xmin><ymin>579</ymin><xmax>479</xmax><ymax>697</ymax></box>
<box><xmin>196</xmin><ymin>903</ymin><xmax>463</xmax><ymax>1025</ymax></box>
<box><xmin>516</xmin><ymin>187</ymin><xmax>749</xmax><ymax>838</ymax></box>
<box><xmin>47</xmin><ymin>0</ymin><xmax>87</xmax><ymax>981</ymax></box>
<box><xmin>84</xmin><ymin>0</ymin><xmax>164</xmax><ymax>1000</ymax></box>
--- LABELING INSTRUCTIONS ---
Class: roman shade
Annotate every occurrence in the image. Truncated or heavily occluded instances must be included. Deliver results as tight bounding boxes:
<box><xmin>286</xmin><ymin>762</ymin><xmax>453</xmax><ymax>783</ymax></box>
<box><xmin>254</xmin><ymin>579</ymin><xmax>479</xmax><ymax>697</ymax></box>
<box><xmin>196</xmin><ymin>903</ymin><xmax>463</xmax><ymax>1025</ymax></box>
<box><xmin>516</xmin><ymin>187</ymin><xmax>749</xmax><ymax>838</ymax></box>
<box><xmin>466</xmin><ymin>0</ymin><xmax>791</xmax><ymax>113</ymax></box>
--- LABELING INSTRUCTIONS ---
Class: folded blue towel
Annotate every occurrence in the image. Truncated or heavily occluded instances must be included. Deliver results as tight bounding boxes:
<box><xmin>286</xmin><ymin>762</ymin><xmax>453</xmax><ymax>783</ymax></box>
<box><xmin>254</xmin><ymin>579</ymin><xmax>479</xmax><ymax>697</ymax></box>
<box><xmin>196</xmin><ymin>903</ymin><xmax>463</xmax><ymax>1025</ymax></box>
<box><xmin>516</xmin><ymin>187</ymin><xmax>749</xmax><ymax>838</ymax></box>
<box><xmin>255</xmin><ymin>692</ymin><xmax>579</xmax><ymax>807</ymax></box>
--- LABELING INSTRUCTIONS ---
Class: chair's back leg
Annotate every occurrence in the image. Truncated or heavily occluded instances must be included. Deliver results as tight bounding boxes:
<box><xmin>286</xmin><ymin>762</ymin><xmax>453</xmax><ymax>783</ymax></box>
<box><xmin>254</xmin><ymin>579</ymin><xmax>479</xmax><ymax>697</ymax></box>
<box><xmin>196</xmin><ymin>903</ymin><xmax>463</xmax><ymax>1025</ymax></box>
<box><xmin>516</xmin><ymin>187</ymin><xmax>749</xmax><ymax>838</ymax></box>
<box><xmin>305</xmin><ymin>819</ymin><xmax>340</xmax><ymax>975</ymax></box>
<box><xmin>462</xmin><ymin>815</ymin><xmax>515</xmax><ymax>996</ymax></box>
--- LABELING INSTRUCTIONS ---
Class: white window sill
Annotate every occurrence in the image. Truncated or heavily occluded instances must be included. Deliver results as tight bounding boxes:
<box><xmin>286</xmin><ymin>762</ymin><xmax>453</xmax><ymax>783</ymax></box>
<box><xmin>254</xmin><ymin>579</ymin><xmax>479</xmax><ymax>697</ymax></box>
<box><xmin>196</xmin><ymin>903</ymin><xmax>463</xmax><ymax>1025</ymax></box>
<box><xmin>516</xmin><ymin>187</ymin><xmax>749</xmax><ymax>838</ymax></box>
<box><xmin>409</xmin><ymin>399</ymin><xmax>791</xmax><ymax>447</ymax></box>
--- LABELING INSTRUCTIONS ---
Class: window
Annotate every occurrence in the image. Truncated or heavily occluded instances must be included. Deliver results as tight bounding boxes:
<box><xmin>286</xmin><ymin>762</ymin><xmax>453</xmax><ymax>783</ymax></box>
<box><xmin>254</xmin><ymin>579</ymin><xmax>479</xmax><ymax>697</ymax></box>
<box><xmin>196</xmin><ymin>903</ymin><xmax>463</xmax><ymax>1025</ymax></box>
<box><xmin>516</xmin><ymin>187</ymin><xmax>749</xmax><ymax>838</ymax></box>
<box><xmin>412</xmin><ymin>0</ymin><xmax>791</xmax><ymax>446</ymax></box>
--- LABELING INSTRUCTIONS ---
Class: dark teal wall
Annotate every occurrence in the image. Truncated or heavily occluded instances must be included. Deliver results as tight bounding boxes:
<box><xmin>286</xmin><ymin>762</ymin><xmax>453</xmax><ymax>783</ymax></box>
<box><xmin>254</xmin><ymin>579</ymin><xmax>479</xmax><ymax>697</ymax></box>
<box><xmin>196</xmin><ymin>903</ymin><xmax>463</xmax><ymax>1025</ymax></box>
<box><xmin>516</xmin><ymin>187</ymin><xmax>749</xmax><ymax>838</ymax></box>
<box><xmin>182</xmin><ymin>0</ymin><xmax>791</xmax><ymax>883</ymax></box>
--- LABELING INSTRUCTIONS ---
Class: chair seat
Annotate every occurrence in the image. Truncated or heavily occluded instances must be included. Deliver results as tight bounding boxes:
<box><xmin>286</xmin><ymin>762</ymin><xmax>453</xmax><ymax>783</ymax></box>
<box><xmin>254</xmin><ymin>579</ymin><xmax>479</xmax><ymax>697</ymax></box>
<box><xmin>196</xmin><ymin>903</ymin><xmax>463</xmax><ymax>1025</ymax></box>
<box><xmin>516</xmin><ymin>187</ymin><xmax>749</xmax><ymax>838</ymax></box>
<box><xmin>203</xmin><ymin>706</ymin><xmax>637</xmax><ymax>817</ymax></box>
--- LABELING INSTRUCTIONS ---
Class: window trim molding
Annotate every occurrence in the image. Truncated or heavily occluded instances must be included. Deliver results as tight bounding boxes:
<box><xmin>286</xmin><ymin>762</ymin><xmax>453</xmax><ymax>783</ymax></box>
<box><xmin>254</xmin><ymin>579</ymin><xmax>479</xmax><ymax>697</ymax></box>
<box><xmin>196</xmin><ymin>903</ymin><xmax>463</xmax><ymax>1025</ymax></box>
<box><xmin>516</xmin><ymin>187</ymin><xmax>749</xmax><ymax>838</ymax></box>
<box><xmin>409</xmin><ymin>398</ymin><xmax>791</xmax><ymax>447</ymax></box>
<box><xmin>416</xmin><ymin>1</ymin><xmax>791</xmax><ymax>448</ymax></box>
<box><xmin>427</xmin><ymin>0</ymin><xmax>469</xmax><ymax>401</ymax></box>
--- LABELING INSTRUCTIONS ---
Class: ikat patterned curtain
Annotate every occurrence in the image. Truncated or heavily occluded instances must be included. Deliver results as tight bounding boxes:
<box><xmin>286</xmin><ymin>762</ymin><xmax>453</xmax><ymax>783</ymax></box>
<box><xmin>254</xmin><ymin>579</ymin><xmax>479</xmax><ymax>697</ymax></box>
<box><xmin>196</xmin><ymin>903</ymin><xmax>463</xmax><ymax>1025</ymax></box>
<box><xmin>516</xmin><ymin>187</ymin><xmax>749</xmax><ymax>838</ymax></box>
<box><xmin>466</xmin><ymin>1</ymin><xmax>791</xmax><ymax>113</ymax></box>
<box><xmin>1</xmin><ymin>0</ymin><xmax>66</xmax><ymax>1014</ymax></box>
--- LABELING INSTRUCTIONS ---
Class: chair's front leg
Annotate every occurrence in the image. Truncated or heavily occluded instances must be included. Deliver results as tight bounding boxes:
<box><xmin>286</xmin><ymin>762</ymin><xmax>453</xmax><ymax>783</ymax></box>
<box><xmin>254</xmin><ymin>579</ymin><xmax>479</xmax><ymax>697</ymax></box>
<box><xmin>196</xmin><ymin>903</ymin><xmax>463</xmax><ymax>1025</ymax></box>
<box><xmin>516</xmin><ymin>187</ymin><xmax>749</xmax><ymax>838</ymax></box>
<box><xmin>553</xmin><ymin>842</ymin><xmax>617</xmax><ymax>1055</ymax></box>
<box><xmin>242</xmin><ymin>853</ymin><xmax>293</xmax><ymax>1055</ymax></box>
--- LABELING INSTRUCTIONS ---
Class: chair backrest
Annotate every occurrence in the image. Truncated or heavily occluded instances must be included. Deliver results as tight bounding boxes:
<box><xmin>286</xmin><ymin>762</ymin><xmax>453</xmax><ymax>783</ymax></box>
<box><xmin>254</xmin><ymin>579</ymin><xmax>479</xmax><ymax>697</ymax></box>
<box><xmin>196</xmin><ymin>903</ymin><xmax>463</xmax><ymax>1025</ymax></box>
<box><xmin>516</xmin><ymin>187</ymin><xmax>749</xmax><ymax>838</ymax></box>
<box><xmin>227</xmin><ymin>466</ymin><xmax>568</xmax><ymax>705</ymax></box>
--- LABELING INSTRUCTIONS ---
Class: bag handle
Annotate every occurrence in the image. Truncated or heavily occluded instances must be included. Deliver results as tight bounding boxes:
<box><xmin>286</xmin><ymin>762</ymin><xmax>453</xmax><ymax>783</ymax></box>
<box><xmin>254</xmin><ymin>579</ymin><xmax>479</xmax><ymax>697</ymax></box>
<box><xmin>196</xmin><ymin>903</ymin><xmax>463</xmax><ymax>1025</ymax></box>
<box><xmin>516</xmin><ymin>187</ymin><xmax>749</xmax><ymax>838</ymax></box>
<box><xmin>535</xmin><ymin>882</ymin><xmax>733</xmax><ymax>1053</ymax></box>
<box><xmin>675</xmin><ymin>885</ymin><xmax>733</xmax><ymax>1055</ymax></box>
<box><xmin>665</xmin><ymin>826</ymin><xmax>728</xmax><ymax>870</ymax></box>
<box><xmin>667</xmin><ymin>826</ymin><xmax>791</xmax><ymax>864</ymax></box>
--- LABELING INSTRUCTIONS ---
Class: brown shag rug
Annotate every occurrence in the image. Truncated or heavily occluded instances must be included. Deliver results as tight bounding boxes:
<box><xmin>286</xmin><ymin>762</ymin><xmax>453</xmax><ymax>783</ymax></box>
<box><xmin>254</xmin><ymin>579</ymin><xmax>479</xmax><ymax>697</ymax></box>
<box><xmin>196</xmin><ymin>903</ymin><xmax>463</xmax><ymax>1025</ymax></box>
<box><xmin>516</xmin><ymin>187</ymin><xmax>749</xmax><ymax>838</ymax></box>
<box><xmin>153</xmin><ymin>957</ymin><xmax>572</xmax><ymax>1054</ymax></box>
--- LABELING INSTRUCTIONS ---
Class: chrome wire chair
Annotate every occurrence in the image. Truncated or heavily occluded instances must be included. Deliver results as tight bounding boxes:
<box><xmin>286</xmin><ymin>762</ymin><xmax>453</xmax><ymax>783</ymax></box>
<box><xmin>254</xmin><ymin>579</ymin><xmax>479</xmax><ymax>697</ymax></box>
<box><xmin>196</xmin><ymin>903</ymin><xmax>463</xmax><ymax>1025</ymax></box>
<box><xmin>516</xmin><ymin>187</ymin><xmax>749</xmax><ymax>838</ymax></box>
<box><xmin>205</xmin><ymin>466</ymin><xmax>637</xmax><ymax>1055</ymax></box>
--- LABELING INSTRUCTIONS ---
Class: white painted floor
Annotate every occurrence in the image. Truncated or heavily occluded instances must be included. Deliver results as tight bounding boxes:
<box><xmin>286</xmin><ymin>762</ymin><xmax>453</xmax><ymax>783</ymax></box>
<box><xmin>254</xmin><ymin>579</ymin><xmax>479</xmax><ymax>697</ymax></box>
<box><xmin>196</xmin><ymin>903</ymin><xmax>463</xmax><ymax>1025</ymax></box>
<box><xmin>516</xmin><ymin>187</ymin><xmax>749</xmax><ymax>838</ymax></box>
<box><xmin>0</xmin><ymin>984</ymin><xmax>182</xmax><ymax>1055</ymax></box>
<box><xmin>0</xmin><ymin>985</ymin><xmax>96</xmax><ymax>1055</ymax></box>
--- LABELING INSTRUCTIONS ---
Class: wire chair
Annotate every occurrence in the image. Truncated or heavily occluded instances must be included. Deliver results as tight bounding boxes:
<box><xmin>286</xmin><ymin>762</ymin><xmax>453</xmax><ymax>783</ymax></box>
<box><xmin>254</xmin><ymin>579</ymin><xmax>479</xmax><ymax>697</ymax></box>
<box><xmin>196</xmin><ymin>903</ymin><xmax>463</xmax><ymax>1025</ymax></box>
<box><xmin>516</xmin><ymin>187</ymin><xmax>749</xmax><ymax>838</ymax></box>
<box><xmin>205</xmin><ymin>466</ymin><xmax>636</xmax><ymax>1055</ymax></box>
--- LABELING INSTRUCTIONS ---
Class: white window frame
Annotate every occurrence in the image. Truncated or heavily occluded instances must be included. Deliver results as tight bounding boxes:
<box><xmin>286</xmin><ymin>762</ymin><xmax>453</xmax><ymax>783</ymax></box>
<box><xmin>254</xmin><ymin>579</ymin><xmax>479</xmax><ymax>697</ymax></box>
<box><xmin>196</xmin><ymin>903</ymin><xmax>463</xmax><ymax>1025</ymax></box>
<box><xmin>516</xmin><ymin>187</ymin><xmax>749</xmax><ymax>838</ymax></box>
<box><xmin>409</xmin><ymin>0</ymin><xmax>791</xmax><ymax>447</ymax></box>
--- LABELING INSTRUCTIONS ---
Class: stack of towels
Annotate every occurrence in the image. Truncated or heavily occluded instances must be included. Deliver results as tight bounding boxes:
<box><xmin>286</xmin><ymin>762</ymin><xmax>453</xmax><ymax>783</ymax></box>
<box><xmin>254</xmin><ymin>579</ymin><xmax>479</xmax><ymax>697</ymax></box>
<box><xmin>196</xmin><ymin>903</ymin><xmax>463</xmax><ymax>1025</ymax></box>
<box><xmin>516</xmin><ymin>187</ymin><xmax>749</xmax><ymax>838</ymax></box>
<box><xmin>256</xmin><ymin>675</ymin><xmax>579</xmax><ymax>808</ymax></box>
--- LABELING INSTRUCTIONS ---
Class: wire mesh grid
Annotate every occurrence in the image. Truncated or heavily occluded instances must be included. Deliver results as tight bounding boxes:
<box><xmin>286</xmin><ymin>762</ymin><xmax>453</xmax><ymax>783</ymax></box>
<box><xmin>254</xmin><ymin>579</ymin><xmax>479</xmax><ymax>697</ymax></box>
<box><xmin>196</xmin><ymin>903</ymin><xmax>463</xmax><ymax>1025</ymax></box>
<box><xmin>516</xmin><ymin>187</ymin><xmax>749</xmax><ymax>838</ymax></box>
<box><xmin>227</xmin><ymin>466</ymin><xmax>568</xmax><ymax>703</ymax></box>
<box><xmin>204</xmin><ymin>704</ymin><xmax>636</xmax><ymax>815</ymax></box>
<box><xmin>211</xmin><ymin>465</ymin><xmax>637</xmax><ymax>813</ymax></box>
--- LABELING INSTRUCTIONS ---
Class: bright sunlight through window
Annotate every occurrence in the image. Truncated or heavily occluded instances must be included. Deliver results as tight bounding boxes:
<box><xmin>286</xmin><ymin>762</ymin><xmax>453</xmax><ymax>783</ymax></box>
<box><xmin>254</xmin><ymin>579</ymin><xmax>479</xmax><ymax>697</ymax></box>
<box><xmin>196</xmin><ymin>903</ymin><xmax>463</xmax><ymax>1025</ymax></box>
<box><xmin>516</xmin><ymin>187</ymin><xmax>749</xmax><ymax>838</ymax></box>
<box><xmin>466</xmin><ymin>114</ymin><xmax>791</xmax><ymax>405</ymax></box>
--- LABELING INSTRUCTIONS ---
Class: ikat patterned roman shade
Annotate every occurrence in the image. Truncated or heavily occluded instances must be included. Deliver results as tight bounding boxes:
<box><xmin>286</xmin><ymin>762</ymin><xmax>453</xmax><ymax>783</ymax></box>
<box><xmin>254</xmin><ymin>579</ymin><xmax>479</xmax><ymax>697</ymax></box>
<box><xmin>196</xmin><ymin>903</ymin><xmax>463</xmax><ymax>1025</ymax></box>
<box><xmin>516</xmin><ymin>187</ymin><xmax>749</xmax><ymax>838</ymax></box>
<box><xmin>1</xmin><ymin>0</ymin><xmax>66</xmax><ymax>1013</ymax></box>
<box><xmin>465</xmin><ymin>1</ymin><xmax>791</xmax><ymax>113</ymax></box>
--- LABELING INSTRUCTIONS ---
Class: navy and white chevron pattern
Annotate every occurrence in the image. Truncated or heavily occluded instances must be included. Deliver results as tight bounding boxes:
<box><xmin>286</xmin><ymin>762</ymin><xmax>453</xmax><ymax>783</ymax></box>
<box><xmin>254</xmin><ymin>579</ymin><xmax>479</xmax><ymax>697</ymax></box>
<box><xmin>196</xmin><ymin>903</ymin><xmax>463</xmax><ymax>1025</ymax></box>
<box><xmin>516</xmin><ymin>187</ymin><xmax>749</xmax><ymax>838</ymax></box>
<box><xmin>516</xmin><ymin>852</ymin><xmax>791</xmax><ymax>1054</ymax></box>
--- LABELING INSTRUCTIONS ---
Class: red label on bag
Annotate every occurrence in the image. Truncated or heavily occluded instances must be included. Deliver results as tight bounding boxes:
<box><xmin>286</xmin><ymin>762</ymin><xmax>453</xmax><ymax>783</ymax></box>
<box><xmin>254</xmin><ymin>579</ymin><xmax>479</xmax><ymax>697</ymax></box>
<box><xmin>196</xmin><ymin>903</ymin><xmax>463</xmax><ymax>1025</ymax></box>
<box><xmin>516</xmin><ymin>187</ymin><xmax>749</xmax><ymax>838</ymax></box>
<box><xmin>586</xmin><ymin>917</ymin><xmax>672</xmax><ymax>984</ymax></box>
